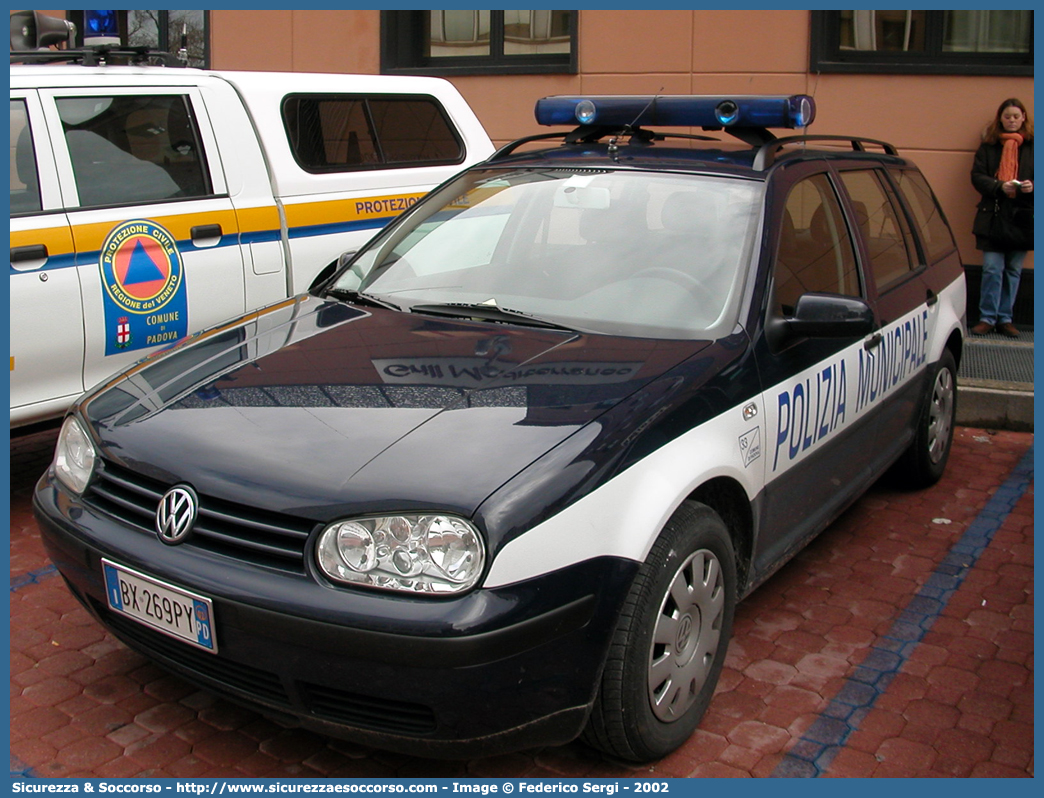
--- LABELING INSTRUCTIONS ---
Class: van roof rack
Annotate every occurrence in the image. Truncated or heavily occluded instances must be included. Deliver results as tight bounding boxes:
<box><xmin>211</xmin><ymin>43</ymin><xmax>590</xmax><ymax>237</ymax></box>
<box><xmin>10</xmin><ymin>45</ymin><xmax>185</xmax><ymax>67</ymax></box>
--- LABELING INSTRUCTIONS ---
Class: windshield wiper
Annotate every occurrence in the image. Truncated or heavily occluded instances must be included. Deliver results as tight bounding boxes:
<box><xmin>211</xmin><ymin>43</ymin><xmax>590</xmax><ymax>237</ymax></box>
<box><xmin>325</xmin><ymin>288</ymin><xmax>401</xmax><ymax>312</ymax></box>
<box><xmin>409</xmin><ymin>301</ymin><xmax>578</xmax><ymax>332</ymax></box>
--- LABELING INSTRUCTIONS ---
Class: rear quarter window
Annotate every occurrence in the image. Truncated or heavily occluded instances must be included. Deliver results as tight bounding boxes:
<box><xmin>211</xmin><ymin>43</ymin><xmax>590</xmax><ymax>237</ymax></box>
<box><xmin>282</xmin><ymin>94</ymin><xmax>464</xmax><ymax>173</ymax></box>
<box><xmin>889</xmin><ymin>168</ymin><xmax>957</xmax><ymax>265</ymax></box>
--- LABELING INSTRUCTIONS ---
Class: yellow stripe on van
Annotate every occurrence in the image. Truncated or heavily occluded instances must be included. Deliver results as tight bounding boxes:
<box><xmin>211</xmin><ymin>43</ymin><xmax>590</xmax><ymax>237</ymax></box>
<box><xmin>234</xmin><ymin>205</ymin><xmax>282</xmax><ymax>235</ymax></box>
<box><xmin>70</xmin><ymin>209</ymin><xmax>240</xmax><ymax>251</ymax></box>
<box><xmin>10</xmin><ymin>226</ymin><xmax>76</xmax><ymax>256</ymax></box>
<box><xmin>283</xmin><ymin>193</ymin><xmax>428</xmax><ymax>229</ymax></box>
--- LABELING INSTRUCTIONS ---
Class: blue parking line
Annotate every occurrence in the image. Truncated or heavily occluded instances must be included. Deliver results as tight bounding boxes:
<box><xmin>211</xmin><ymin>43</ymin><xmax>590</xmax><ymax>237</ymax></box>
<box><xmin>9</xmin><ymin>563</ymin><xmax>58</xmax><ymax>592</ymax></box>
<box><xmin>771</xmin><ymin>443</ymin><xmax>1034</xmax><ymax>778</ymax></box>
<box><xmin>10</xmin><ymin>754</ymin><xmax>39</xmax><ymax>778</ymax></box>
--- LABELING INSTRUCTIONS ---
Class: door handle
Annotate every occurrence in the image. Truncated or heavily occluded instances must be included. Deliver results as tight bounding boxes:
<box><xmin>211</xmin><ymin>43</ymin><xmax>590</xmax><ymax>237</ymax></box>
<box><xmin>10</xmin><ymin>244</ymin><xmax>48</xmax><ymax>263</ymax></box>
<box><xmin>191</xmin><ymin>224</ymin><xmax>222</xmax><ymax>242</ymax></box>
<box><xmin>926</xmin><ymin>289</ymin><xmax>938</xmax><ymax>307</ymax></box>
<box><xmin>864</xmin><ymin>332</ymin><xmax>883</xmax><ymax>350</ymax></box>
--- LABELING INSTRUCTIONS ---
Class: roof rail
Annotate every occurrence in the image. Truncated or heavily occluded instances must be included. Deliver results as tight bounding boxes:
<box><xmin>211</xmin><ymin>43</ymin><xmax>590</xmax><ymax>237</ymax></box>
<box><xmin>490</xmin><ymin>125</ymin><xmax>725</xmax><ymax>162</ymax></box>
<box><xmin>754</xmin><ymin>135</ymin><xmax>898</xmax><ymax>170</ymax></box>
<box><xmin>10</xmin><ymin>46</ymin><xmax>185</xmax><ymax>67</ymax></box>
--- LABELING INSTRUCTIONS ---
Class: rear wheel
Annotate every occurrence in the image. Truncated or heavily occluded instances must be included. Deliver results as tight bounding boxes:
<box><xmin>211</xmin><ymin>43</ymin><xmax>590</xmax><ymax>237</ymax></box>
<box><xmin>894</xmin><ymin>348</ymin><xmax>957</xmax><ymax>488</ymax></box>
<box><xmin>583</xmin><ymin>501</ymin><xmax>736</xmax><ymax>762</ymax></box>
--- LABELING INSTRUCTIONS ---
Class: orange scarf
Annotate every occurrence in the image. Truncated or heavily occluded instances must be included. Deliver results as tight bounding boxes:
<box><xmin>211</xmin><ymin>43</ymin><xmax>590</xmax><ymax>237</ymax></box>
<box><xmin>997</xmin><ymin>132</ymin><xmax>1023</xmax><ymax>182</ymax></box>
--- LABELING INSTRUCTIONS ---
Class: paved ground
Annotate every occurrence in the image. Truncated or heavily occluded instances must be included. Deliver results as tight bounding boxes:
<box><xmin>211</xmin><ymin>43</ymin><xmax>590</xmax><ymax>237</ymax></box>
<box><xmin>9</xmin><ymin>425</ymin><xmax>1033</xmax><ymax>779</ymax></box>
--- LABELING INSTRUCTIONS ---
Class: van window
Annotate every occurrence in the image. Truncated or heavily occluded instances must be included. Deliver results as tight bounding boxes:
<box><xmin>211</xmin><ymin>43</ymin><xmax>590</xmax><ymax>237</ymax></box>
<box><xmin>56</xmin><ymin>94</ymin><xmax>211</xmax><ymax>208</ymax></box>
<box><xmin>282</xmin><ymin>95</ymin><xmax>464</xmax><ymax>172</ymax></box>
<box><xmin>10</xmin><ymin>99</ymin><xmax>41</xmax><ymax>214</ymax></box>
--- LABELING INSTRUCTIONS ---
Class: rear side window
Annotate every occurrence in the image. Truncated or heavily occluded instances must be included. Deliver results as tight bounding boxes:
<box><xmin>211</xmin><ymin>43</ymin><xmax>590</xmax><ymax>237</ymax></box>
<box><xmin>283</xmin><ymin>94</ymin><xmax>464</xmax><ymax>172</ymax></box>
<box><xmin>10</xmin><ymin>99</ymin><xmax>40</xmax><ymax>214</ymax></box>
<box><xmin>838</xmin><ymin>169</ymin><xmax>917</xmax><ymax>292</ymax></box>
<box><xmin>56</xmin><ymin>94</ymin><xmax>212</xmax><ymax>208</ymax></box>
<box><xmin>889</xmin><ymin>168</ymin><xmax>957</xmax><ymax>265</ymax></box>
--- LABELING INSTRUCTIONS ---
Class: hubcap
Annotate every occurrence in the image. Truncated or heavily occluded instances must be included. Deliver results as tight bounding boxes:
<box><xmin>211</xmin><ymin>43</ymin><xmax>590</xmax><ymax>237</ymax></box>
<box><xmin>647</xmin><ymin>548</ymin><xmax>725</xmax><ymax>722</ymax></box>
<box><xmin>927</xmin><ymin>366</ymin><xmax>954</xmax><ymax>463</ymax></box>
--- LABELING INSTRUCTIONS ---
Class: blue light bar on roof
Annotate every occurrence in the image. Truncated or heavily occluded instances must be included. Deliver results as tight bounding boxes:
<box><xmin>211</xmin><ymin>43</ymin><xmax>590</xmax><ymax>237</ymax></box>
<box><xmin>535</xmin><ymin>94</ymin><xmax>816</xmax><ymax>130</ymax></box>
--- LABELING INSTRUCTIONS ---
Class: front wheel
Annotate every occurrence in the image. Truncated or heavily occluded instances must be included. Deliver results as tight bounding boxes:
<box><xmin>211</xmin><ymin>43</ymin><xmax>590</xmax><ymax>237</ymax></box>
<box><xmin>582</xmin><ymin>501</ymin><xmax>737</xmax><ymax>762</ymax></box>
<box><xmin>893</xmin><ymin>348</ymin><xmax>957</xmax><ymax>488</ymax></box>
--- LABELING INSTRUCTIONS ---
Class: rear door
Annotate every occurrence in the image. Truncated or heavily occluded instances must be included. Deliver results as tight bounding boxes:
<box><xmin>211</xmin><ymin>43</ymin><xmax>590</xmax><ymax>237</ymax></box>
<box><xmin>835</xmin><ymin>166</ymin><xmax>932</xmax><ymax>447</ymax></box>
<box><xmin>38</xmin><ymin>84</ymin><xmax>248</xmax><ymax>393</ymax></box>
<box><xmin>9</xmin><ymin>90</ymin><xmax>84</xmax><ymax>423</ymax></box>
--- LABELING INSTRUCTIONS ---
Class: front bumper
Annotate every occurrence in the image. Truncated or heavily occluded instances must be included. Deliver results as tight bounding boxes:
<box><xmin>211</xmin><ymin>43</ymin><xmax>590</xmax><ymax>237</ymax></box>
<box><xmin>33</xmin><ymin>472</ymin><xmax>638</xmax><ymax>757</ymax></box>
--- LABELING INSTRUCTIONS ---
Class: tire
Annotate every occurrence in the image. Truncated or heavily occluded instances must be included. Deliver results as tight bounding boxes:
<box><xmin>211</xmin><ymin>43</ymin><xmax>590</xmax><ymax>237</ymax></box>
<box><xmin>582</xmin><ymin>501</ymin><xmax>737</xmax><ymax>762</ymax></box>
<box><xmin>894</xmin><ymin>348</ymin><xmax>957</xmax><ymax>488</ymax></box>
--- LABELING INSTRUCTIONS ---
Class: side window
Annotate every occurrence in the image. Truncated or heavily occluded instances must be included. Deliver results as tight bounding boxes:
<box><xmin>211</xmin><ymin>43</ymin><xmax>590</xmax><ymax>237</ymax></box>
<box><xmin>889</xmin><ymin>168</ymin><xmax>957</xmax><ymax>265</ymax></box>
<box><xmin>56</xmin><ymin>94</ymin><xmax>211</xmax><ymax>208</ymax></box>
<box><xmin>838</xmin><ymin>169</ymin><xmax>917</xmax><ymax>292</ymax></box>
<box><xmin>10</xmin><ymin>99</ymin><xmax>41</xmax><ymax>214</ymax></box>
<box><xmin>775</xmin><ymin>173</ymin><xmax>860</xmax><ymax>315</ymax></box>
<box><xmin>282</xmin><ymin>95</ymin><xmax>464</xmax><ymax>172</ymax></box>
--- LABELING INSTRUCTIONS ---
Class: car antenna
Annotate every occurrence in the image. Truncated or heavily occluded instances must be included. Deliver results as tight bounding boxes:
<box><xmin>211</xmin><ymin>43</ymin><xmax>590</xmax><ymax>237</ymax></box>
<box><xmin>609</xmin><ymin>88</ymin><xmax>663</xmax><ymax>159</ymax></box>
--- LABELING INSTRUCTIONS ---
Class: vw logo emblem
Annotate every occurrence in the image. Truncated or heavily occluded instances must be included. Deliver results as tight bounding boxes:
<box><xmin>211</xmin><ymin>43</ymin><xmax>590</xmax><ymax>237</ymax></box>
<box><xmin>156</xmin><ymin>485</ymin><xmax>198</xmax><ymax>545</ymax></box>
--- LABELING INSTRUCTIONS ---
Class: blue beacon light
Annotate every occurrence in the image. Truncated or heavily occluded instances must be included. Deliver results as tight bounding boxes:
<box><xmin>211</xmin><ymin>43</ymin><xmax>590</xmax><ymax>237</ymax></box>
<box><xmin>84</xmin><ymin>10</ymin><xmax>120</xmax><ymax>46</ymax></box>
<box><xmin>534</xmin><ymin>94</ymin><xmax>816</xmax><ymax>130</ymax></box>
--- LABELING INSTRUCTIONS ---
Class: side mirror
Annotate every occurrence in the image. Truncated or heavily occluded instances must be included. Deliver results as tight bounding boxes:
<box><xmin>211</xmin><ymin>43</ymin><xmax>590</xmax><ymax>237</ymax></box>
<box><xmin>308</xmin><ymin>250</ymin><xmax>357</xmax><ymax>294</ymax></box>
<box><xmin>786</xmin><ymin>293</ymin><xmax>875</xmax><ymax>338</ymax></box>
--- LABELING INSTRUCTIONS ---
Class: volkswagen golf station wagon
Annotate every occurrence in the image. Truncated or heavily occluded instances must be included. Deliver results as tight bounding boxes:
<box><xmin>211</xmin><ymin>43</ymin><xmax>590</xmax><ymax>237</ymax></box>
<box><xmin>34</xmin><ymin>94</ymin><xmax>966</xmax><ymax>763</ymax></box>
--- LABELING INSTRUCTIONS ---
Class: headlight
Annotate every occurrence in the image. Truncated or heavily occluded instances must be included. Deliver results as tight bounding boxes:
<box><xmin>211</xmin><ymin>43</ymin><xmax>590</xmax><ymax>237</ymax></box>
<box><xmin>316</xmin><ymin>514</ymin><xmax>485</xmax><ymax>595</ymax></box>
<box><xmin>53</xmin><ymin>416</ymin><xmax>97</xmax><ymax>494</ymax></box>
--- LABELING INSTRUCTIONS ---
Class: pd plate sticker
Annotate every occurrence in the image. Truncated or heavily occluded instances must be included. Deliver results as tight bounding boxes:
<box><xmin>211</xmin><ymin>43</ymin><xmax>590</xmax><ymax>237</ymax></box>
<box><xmin>99</xmin><ymin>219</ymin><xmax>188</xmax><ymax>355</ymax></box>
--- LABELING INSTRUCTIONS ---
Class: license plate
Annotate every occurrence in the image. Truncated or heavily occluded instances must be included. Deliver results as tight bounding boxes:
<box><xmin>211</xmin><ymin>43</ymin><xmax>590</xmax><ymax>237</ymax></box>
<box><xmin>102</xmin><ymin>559</ymin><xmax>217</xmax><ymax>653</ymax></box>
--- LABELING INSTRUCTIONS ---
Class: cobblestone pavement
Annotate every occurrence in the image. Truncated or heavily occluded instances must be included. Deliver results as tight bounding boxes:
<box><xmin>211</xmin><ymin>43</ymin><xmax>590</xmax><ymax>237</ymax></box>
<box><xmin>10</xmin><ymin>426</ymin><xmax>1033</xmax><ymax>779</ymax></box>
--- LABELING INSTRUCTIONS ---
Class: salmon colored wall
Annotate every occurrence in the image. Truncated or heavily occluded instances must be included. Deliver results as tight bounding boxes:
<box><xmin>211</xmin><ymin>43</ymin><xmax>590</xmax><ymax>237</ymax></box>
<box><xmin>18</xmin><ymin>10</ymin><xmax>1035</xmax><ymax>267</ymax></box>
<box><xmin>210</xmin><ymin>10</ymin><xmax>379</xmax><ymax>75</ymax></box>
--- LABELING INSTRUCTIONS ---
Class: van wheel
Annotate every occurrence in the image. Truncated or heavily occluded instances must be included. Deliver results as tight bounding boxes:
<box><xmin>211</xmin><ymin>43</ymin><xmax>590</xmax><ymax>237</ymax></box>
<box><xmin>894</xmin><ymin>349</ymin><xmax>957</xmax><ymax>488</ymax></box>
<box><xmin>582</xmin><ymin>502</ymin><xmax>736</xmax><ymax>763</ymax></box>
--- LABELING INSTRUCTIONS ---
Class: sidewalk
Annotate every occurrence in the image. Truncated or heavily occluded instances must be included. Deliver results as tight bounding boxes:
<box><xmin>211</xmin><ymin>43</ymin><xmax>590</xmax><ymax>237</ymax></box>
<box><xmin>957</xmin><ymin>326</ymin><xmax>1033</xmax><ymax>432</ymax></box>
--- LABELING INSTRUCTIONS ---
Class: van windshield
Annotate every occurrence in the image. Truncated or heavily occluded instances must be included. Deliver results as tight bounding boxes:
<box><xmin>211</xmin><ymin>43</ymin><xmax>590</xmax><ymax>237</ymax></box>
<box><xmin>334</xmin><ymin>167</ymin><xmax>763</xmax><ymax>339</ymax></box>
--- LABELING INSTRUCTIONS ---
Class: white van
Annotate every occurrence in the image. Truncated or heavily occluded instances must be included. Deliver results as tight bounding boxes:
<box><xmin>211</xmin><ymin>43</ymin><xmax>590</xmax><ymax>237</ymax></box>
<box><xmin>10</xmin><ymin>54</ymin><xmax>493</xmax><ymax>428</ymax></box>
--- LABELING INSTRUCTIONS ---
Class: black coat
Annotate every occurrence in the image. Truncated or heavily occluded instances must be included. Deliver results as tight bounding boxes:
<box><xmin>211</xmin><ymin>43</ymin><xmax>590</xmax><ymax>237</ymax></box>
<box><xmin>971</xmin><ymin>137</ymin><xmax>1034</xmax><ymax>252</ymax></box>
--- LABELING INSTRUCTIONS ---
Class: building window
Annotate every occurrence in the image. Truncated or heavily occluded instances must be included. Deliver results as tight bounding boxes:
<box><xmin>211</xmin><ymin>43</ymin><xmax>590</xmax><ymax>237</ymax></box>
<box><xmin>382</xmin><ymin>10</ymin><xmax>577</xmax><ymax>76</ymax></box>
<box><xmin>810</xmin><ymin>10</ymin><xmax>1031</xmax><ymax>75</ymax></box>
<box><xmin>66</xmin><ymin>10</ymin><xmax>209</xmax><ymax>67</ymax></box>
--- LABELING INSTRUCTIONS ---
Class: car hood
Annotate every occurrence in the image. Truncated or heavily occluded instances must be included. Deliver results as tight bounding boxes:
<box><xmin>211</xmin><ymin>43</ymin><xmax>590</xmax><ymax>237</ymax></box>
<box><xmin>80</xmin><ymin>296</ymin><xmax>712</xmax><ymax>520</ymax></box>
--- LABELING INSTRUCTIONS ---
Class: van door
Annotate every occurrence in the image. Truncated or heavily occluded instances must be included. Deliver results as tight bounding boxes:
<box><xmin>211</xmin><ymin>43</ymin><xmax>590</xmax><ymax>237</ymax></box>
<box><xmin>9</xmin><ymin>91</ymin><xmax>84</xmax><ymax>424</ymax></box>
<box><xmin>38</xmin><ymin>86</ymin><xmax>248</xmax><ymax>393</ymax></box>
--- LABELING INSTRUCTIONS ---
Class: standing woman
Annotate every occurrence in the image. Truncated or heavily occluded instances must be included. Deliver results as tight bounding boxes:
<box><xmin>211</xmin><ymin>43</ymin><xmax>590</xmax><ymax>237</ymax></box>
<box><xmin>970</xmin><ymin>98</ymin><xmax>1034</xmax><ymax>337</ymax></box>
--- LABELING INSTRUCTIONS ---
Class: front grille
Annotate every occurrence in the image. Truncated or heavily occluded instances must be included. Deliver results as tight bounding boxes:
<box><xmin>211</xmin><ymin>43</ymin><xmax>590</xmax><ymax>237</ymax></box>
<box><xmin>85</xmin><ymin>460</ymin><xmax>315</xmax><ymax>573</ymax></box>
<box><xmin>98</xmin><ymin>600</ymin><xmax>292</xmax><ymax>707</ymax></box>
<box><xmin>298</xmin><ymin>682</ymin><xmax>437</xmax><ymax>735</ymax></box>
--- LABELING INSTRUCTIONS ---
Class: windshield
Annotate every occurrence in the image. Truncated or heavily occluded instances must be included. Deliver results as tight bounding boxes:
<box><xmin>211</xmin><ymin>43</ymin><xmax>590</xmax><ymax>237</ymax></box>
<box><xmin>332</xmin><ymin>167</ymin><xmax>763</xmax><ymax>339</ymax></box>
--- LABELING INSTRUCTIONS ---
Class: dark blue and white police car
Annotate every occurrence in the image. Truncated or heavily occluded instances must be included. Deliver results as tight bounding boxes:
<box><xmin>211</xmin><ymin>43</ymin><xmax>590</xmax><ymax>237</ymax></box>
<box><xmin>34</xmin><ymin>94</ymin><xmax>966</xmax><ymax>763</ymax></box>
